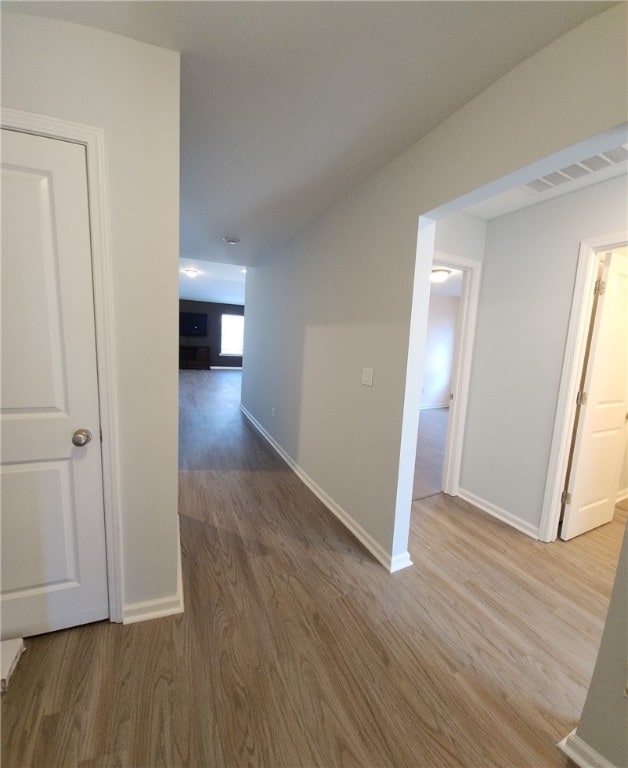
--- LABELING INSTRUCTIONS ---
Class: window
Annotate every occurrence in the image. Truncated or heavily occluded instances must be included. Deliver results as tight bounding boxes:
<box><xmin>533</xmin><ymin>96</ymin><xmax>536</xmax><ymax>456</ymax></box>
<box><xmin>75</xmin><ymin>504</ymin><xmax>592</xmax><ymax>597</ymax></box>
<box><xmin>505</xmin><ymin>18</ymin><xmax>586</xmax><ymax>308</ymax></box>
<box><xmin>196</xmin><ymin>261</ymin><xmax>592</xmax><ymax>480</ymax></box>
<box><xmin>220</xmin><ymin>314</ymin><xmax>244</xmax><ymax>356</ymax></box>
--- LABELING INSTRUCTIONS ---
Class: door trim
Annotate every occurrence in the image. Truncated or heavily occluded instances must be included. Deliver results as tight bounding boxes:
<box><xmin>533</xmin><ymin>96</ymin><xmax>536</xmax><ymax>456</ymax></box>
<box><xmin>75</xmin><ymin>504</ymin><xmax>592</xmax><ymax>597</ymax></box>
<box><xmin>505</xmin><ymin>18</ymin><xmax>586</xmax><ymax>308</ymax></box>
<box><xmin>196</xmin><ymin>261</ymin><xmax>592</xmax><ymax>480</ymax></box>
<box><xmin>1</xmin><ymin>108</ymin><xmax>123</xmax><ymax>620</ymax></box>
<box><xmin>393</xmin><ymin>216</ymin><xmax>482</xmax><ymax>564</ymax></box>
<box><xmin>539</xmin><ymin>231</ymin><xmax>628</xmax><ymax>542</ymax></box>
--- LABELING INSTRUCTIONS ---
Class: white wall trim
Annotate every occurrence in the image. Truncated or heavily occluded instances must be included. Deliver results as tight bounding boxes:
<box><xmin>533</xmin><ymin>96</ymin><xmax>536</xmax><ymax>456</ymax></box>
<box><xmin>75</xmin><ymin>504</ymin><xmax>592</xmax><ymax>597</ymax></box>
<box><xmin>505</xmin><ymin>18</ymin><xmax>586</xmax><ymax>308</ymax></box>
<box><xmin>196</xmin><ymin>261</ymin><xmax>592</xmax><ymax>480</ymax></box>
<box><xmin>240</xmin><ymin>406</ymin><xmax>412</xmax><ymax>573</ymax></box>
<box><xmin>1</xmin><ymin>108</ymin><xmax>124</xmax><ymax>621</ymax></box>
<box><xmin>392</xmin><ymin>216</ymin><xmax>436</xmax><ymax>561</ymax></box>
<box><xmin>123</xmin><ymin>594</ymin><xmax>184</xmax><ymax>625</ymax></box>
<box><xmin>396</xmin><ymin>232</ymin><xmax>483</xmax><ymax>563</ymax></box>
<box><xmin>617</xmin><ymin>487</ymin><xmax>628</xmax><ymax>503</ymax></box>
<box><xmin>211</xmin><ymin>366</ymin><xmax>243</xmax><ymax>370</ymax></box>
<box><xmin>419</xmin><ymin>403</ymin><xmax>450</xmax><ymax>410</ymax></box>
<box><xmin>389</xmin><ymin>552</ymin><xmax>413</xmax><ymax>572</ymax></box>
<box><xmin>458</xmin><ymin>488</ymin><xmax>539</xmax><ymax>539</ymax></box>
<box><xmin>558</xmin><ymin>729</ymin><xmax>619</xmax><ymax>768</ymax></box>
<box><xmin>539</xmin><ymin>232</ymin><xmax>628</xmax><ymax>542</ymax></box>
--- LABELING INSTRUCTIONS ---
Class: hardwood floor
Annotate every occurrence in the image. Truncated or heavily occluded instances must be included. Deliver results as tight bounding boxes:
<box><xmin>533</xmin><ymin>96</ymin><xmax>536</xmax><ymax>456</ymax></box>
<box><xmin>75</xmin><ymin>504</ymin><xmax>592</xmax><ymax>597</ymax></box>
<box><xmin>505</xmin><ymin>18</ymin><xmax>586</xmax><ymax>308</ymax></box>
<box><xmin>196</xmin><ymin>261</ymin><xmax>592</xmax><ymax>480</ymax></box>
<box><xmin>2</xmin><ymin>369</ymin><xmax>625</xmax><ymax>767</ymax></box>
<box><xmin>413</xmin><ymin>407</ymin><xmax>448</xmax><ymax>500</ymax></box>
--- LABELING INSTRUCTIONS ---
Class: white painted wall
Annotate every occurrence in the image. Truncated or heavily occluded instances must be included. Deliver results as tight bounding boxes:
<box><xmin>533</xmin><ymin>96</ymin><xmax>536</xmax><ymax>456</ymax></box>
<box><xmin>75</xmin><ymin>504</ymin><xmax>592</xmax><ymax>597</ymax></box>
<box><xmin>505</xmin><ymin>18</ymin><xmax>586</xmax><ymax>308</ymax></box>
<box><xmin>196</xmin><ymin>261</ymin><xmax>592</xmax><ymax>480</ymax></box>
<box><xmin>434</xmin><ymin>212</ymin><xmax>488</xmax><ymax>264</ymax></box>
<box><xmin>242</xmin><ymin>5</ymin><xmax>627</xmax><ymax>565</ymax></box>
<box><xmin>421</xmin><ymin>296</ymin><xmax>459</xmax><ymax>408</ymax></box>
<box><xmin>2</xmin><ymin>14</ymin><xmax>182</xmax><ymax>611</ymax></box>
<box><xmin>461</xmin><ymin>174</ymin><xmax>628</xmax><ymax>533</ymax></box>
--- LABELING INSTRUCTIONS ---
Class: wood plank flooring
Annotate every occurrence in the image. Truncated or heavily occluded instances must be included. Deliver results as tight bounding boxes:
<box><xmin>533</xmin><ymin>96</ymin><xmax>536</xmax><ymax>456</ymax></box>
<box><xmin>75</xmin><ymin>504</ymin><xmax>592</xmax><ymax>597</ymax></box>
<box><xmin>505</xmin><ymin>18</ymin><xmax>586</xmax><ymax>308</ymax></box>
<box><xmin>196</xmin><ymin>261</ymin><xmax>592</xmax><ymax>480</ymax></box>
<box><xmin>2</xmin><ymin>369</ymin><xmax>625</xmax><ymax>767</ymax></box>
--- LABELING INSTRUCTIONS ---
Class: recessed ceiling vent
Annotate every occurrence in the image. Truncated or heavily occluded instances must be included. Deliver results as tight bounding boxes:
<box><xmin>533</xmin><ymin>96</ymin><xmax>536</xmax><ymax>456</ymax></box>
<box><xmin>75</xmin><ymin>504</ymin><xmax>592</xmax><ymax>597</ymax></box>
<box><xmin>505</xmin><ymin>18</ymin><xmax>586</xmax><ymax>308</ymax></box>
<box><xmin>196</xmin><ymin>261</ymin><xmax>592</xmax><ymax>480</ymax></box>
<box><xmin>526</xmin><ymin>145</ymin><xmax>628</xmax><ymax>193</ymax></box>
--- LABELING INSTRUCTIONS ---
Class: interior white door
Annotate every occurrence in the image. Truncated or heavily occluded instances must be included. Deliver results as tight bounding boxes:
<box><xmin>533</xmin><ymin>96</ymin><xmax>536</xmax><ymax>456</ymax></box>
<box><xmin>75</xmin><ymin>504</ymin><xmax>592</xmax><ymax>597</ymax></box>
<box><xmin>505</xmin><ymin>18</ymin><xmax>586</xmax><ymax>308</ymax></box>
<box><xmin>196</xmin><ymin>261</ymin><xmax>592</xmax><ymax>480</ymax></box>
<box><xmin>1</xmin><ymin>128</ymin><xmax>109</xmax><ymax>637</ymax></box>
<box><xmin>561</xmin><ymin>245</ymin><xmax>628</xmax><ymax>540</ymax></box>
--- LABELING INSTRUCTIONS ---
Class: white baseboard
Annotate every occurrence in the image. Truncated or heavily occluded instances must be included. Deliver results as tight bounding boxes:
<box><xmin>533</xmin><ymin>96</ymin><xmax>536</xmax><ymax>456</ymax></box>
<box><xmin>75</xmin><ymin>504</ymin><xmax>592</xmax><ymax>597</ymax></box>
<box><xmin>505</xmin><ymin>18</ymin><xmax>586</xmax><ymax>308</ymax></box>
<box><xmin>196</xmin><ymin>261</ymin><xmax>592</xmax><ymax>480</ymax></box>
<box><xmin>211</xmin><ymin>366</ymin><xmax>242</xmax><ymax>370</ymax></box>
<box><xmin>616</xmin><ymin>486</ymin><xmax>628</xmax><ymax>503</ymax></box>
<box><xmin>123</xmin><ymin>519</ymin><xmax>185</xmax><ymax>624</ymax></box>
<box><xmin>123</xmin><ymin>593</ymin><xmax>184</xmax><ymax>624</ymax></box>
<box><xmin>240</xmin><ymin>406</ymin><xmax>411</xmax><ymax>573</ymax></box>
<box><xmin>419</xmin><ymin>403</ymin><xmax>449</xmax><ymax>410</ymax></box>
<box><xmin>558</xmin><ymin>729</ymin><xmax>619</xmax><ymax>768</ymax></box>
<box><xmin>390</xmin><ymin>551</ymin><xmax>413</xmax><ymax>572</ymax></box>
<box><xmin>122</xmin><ymin>526</ymin><xmax>183</xmax><ymax>624</ymax></box>
<box><xmin>457</xmin><ymin>488</ymin><xmax>539</xmax><ymax>539</ymax></box>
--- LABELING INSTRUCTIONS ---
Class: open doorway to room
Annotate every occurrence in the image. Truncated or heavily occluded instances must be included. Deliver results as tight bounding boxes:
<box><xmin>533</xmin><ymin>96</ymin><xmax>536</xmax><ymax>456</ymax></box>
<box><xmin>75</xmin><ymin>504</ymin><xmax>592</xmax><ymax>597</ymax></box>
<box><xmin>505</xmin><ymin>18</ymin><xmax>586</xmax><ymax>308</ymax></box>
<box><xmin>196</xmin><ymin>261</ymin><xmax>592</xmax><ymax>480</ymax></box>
<box><xmin>540</xmin><ymin>238</ymin><xmax>628</xmax><ymax>542</ymax></box>
<box><xmin>178</xmin><ymin>259</ymin><xmax>246</xmax><ymax>373</ymax></box>
<box><xmin>413</xmin><ymin>266</ymin><xmax>462</xmax><ymax>500</ymax></box>
<box><xmin>402</xmin><ymin>240</ymin><xmax>483</xmax><ymax>512</ymax></box>
<box><xmin>178</xmin><ymin>258</ymin><xmax>247</xmax><ymax>472</ymax></box>
<box><xmin>415</xmin><ymin>252</ymin><xmax>484</xmax><ymax>500</ymax></box>
<box><xmin>395</xmin><ymin>125</ymin><xmax>627</xmax><ymax>560</ymax></box>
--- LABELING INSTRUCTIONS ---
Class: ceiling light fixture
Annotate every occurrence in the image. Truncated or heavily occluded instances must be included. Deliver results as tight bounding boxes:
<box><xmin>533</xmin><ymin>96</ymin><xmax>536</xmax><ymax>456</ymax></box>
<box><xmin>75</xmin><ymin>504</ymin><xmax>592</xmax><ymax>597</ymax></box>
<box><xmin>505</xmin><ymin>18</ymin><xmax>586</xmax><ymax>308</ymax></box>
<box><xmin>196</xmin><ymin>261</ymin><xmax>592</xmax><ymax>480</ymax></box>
<box><xmin>430</xmin><ymin>268</ymin><xmax>452</xmax><ymax>284</ymax></box>
<box><xmin>241</xmin><ymin>268</ymin><xmax>247</xmax><ymax>274</ymax></box>
<box><xmin>182</xmin><ymin>267</ymin><xmax>200</xmax><ymax>278</ymax></box>
<box><xmin>222</xmin><ymin>236</ymin><xmax>240</xmax><ymax>245</ymax></box>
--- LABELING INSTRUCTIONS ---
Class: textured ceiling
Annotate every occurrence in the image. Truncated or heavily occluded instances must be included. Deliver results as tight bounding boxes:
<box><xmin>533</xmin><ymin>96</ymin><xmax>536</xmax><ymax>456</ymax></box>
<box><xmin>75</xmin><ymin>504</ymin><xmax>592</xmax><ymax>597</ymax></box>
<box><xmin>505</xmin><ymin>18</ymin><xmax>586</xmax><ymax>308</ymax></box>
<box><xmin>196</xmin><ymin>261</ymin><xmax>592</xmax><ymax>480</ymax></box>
<box><xmin>5</xmin><ymin>1</ymin><xmax>616</xmax><ymax>267</ymax></box>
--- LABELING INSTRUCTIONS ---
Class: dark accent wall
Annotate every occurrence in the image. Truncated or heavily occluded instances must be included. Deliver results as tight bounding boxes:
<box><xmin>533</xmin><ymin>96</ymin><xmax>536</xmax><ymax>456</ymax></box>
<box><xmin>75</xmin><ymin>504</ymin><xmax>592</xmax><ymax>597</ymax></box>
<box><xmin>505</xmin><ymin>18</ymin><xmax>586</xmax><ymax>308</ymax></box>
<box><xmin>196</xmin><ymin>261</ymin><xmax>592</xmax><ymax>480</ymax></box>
<box><xmin>179</xmin><ymin>299</ymin><xmax>244</xmax><ymax>368</ymax></box>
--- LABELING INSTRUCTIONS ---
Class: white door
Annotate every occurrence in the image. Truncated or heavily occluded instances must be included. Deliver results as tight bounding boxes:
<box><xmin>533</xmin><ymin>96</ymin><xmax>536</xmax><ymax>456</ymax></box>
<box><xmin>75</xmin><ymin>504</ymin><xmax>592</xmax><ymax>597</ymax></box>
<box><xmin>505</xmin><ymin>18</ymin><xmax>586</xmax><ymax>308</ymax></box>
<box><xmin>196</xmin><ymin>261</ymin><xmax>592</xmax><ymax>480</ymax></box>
<box><xmin>1</xmin><ymin>128</ymin><xmax>109</xmax><ymax>638</ymax></box>
<box><xmin>561</xmin><ymin>246</ymin><xmax>628</xmax><ymax>540</ymax></box>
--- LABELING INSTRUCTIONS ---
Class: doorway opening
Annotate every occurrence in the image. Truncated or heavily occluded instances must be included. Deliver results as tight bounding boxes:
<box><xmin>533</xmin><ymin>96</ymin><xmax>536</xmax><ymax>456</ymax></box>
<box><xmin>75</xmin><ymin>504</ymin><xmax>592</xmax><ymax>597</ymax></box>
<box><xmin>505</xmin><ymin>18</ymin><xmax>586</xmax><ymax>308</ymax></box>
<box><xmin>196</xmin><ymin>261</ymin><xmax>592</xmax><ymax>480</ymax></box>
<box><xmin>410</xmin><ymin>244</ymin><xmax>483</xmax><ymax>499</ymax></box>
<box><xmin>540</xmin><ymin>236</ymin><xmax>628</xmax><ymax>541</ymax></box>
<box><xmin>393</xmin><ymin>125</ymin><xmax>627</xmax><ymax>566</ymax></box>
<box><xmin>413</xmin><ymin>264</ymin><xmax>463</xmax><ymax>500</ymax></box>
<box><xmin>178</xmin><ymin>260</ymin><xmax>246</xmax><ymax>373</ymax></box>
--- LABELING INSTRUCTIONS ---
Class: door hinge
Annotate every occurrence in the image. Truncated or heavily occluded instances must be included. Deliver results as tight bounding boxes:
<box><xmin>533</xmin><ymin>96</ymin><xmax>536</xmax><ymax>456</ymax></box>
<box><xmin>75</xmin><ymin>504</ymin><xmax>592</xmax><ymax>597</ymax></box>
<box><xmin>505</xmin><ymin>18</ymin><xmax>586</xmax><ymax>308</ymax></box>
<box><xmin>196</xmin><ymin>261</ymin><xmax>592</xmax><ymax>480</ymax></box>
<box><xmin>100</xmin><ymin>428</ymin><xmax>103</xmax><ymax>443</ymax></box>
<box><xmin>561</xmin><ymin>491</ymin><xmax>572</xmax><ymax>505</ymax></box>
<box><xmin>576</xmin><ymin>391</ymin><xmax>588</xmax><ymax>406</ymax></box>
<box><xmin>594</xmin><ymin>280</ymin><xmax>606</xmax><ymax>296</ymax></box>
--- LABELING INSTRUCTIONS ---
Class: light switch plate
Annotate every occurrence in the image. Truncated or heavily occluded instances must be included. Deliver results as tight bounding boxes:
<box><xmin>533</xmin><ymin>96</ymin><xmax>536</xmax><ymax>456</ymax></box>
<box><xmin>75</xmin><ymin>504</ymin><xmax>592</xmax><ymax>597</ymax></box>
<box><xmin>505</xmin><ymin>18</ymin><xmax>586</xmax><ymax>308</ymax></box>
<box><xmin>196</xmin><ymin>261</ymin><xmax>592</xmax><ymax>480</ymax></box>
<box><xmin>361</xmin><ymin>367</ymin><xmax>373</xmax><ymax>386</ymax></box>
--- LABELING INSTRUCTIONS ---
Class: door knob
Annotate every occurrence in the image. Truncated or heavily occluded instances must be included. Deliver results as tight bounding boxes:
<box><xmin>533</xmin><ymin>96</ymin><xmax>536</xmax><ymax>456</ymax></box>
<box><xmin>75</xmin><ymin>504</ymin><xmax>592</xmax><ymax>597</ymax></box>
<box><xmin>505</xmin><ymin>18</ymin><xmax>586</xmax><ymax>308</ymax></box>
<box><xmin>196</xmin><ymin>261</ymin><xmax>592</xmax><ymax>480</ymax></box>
<box><xmin>72</xmin><ymin>428</ymin><xmax>93</xmax><ymax>447</ymax></box>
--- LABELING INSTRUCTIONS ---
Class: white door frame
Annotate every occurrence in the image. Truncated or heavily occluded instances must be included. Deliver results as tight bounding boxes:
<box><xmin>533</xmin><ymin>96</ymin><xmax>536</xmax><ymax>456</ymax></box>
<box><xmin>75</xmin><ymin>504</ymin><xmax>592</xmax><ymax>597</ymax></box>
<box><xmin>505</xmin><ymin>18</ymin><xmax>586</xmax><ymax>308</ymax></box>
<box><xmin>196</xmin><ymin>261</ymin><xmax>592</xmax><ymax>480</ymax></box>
<box><xmin>393</xmin><ymin>217</ymin><xmax>481</xmax><ymax>568</ymax></box>
<box><xmin>539</xmin><ymin>231</ymin><xmax>628</xmax><ymax>542</ymax></box>
<box><xmin>2</xmin><ymin>108</ymin><xmax>123</xmax><ymax>621</ymax></box>
<box><xmin>396</xmin><ymin>216</ymin><xmax>481</xmax><ymax>529</ymax></box>
<box><xmin>430</xmin><ymin>252</ymin><xmax>482</xmax><ymax>495</ymax></box>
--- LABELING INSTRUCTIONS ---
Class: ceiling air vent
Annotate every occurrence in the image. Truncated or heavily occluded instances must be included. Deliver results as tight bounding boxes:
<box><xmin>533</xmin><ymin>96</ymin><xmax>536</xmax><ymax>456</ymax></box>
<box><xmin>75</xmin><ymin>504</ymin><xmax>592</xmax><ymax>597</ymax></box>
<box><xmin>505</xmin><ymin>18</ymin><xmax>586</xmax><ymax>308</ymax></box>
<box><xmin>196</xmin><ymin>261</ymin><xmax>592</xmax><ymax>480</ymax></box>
<box><xmin>580</xmin><ymin>154</ymin><xmax>612</xmax><ymax>173</ymax></box>
<box><xmin>525</xmin><ymin>145</ymin><xmax>628</xmax><ymax>194</ymax></box>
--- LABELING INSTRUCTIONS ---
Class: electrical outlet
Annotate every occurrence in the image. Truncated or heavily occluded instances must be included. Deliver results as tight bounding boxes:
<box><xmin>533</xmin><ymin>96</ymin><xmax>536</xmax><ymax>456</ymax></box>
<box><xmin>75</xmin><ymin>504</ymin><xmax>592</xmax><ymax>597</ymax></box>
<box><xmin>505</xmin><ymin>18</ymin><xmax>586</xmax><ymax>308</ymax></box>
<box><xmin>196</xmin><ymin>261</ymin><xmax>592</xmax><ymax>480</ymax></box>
<box><xmin>361</xmin><ymin>367</ymin><xmax>374</xmax><ymax>387</ymax></box>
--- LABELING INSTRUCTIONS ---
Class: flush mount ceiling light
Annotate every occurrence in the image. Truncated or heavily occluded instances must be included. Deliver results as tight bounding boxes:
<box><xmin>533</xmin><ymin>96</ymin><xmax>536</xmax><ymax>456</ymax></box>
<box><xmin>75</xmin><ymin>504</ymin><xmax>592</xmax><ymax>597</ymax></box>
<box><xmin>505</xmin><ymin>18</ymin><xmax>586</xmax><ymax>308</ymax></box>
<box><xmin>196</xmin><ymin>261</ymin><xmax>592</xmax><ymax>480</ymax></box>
<box><xmin>182</xmin><ymin>267</ymin><xmax>200</xmax><ymax>278</ymax></box>
<box><xmin>241</xmin><ymin>268</ymin><xmax>247</xmax><ymax>274</ymax></box>
<box><xmin>222</xmin><ymin>236</ymin><xmax>240</xmax><ymax>245</ymax></box>
<box><xmin>430</xmin><ymin>268</ymin><xmax>452</xmax><ymax>284</ymax></box>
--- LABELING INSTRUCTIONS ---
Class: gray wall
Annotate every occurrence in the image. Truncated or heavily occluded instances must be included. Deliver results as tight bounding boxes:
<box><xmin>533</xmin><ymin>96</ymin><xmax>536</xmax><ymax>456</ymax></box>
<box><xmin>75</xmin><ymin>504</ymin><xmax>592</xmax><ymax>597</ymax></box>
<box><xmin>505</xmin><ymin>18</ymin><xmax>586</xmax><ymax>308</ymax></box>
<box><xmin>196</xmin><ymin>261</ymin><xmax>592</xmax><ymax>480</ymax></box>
<box><xmin>575</xmin><ymin>524</ymin><xmax>628</xmax><ymax>767</ymax></box>
<box><xmin>461</xmin><ymin>175</ymin><xmax>628</xmax><ymax>533</ymax></box>
<box><xmin>242</xmin><ymin>6</ymin><xmax>628</xmax><ymax>564</ymax></box>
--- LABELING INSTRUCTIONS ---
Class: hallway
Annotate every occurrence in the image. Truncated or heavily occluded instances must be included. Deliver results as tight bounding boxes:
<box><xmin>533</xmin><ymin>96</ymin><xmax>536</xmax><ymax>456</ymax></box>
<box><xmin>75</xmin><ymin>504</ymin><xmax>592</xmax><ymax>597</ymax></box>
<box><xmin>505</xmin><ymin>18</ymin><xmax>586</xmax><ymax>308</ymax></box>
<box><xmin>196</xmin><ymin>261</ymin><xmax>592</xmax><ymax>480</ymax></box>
<box><xmin>1</xmin><ymin>368</ymin><xmax>625</xmax><ymax>767</ymax></box>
